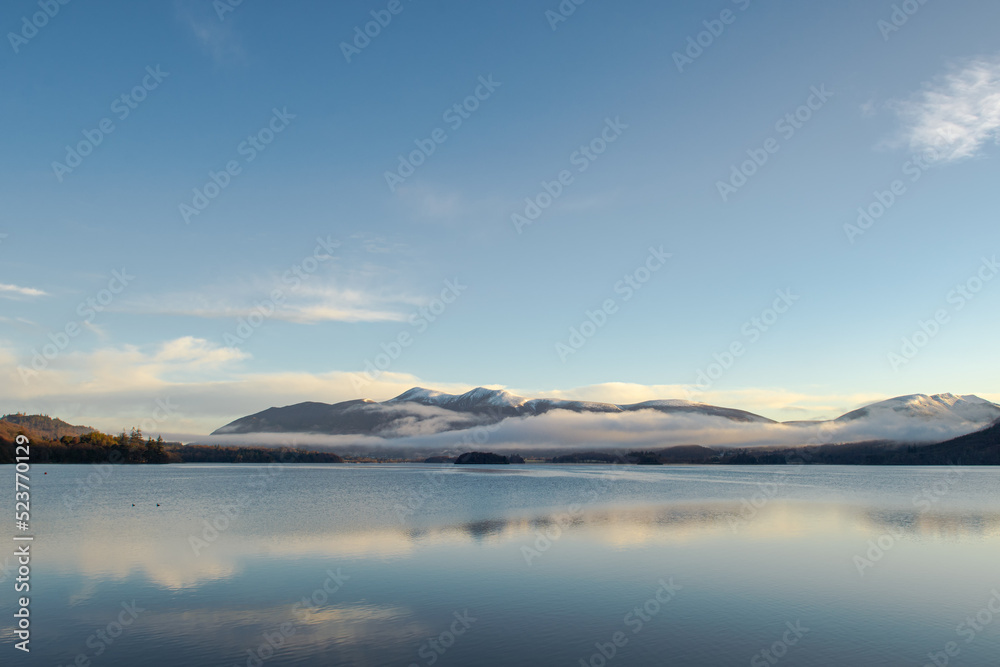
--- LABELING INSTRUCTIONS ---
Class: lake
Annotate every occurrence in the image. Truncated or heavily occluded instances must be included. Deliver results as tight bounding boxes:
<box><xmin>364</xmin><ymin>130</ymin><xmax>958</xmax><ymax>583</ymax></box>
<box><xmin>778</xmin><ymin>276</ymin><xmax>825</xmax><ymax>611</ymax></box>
<box><xmin>2</xmin><ymin>463</ymin><xmax>999</xmax><ymax>666</ymax></box>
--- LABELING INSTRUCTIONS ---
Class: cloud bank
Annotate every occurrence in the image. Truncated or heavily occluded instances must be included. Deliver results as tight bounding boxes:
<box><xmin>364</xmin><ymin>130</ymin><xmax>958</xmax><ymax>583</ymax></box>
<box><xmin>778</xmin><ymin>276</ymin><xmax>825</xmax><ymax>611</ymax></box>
<box><xmin>194</xmin><ymin>406</ymin><xmax>990</xmax><ymax>454</ymax></box>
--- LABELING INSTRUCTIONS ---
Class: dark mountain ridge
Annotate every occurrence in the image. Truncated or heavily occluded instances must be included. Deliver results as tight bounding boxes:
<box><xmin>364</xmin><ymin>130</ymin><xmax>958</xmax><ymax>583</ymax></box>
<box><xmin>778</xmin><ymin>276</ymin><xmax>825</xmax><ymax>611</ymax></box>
<box><xmin>212</xmin><ymin>386</ymin><xmax>778</xmax><ymax>437</ymax></box>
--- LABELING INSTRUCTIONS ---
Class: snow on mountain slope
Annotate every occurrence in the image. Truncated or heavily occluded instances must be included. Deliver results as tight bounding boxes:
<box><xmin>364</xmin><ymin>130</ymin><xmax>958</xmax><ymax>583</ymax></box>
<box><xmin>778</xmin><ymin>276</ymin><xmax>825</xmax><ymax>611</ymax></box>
<box><xmin>387</xmin><ymin>387</ymin><xmax>451</xmax><ymax>405</ymax></box>
<box><xmin>386</xmin><ymin>387</ymin><xmax>528</xmax><ymax>411</ymax></box>
<box><xmin>212</xmin><ymin>388</ymin><xmax>999</xmax><ymax>445</ymax></box>
<box><xmin>521</xmin><ymin>398</ymin><xmax>624</xmax><ymax>415</ymax></box>
<box><xmin>836</xmin><ymin>393</ymin><xmax>1000</xmax><ymax>424</ymax></box>
<box><xmin>446</xmin><ymin>387</ymin><xmax>528</xmax><ymax>410</ymax></box>
<box><xmin>384</xmin><ymin>388</ymin><xmax>776</xmax><ymax>422</ymax></box>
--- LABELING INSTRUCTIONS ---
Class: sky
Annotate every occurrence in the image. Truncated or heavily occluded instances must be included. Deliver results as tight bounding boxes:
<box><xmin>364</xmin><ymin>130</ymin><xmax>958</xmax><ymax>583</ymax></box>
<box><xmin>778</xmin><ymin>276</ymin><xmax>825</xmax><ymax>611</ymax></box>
<box><xmin>1</xmin><ymin>0</ymin><xmax>999</xmax><ymax>437</ymax></box>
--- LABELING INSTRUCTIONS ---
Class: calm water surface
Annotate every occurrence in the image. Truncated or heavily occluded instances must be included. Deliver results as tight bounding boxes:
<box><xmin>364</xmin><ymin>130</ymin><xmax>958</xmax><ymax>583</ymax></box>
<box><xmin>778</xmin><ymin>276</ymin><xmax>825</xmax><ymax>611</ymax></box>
<box><xmin>1</xmin><ymin>464</ymin><xmax>999</xmax><ymax>666</ymax></box>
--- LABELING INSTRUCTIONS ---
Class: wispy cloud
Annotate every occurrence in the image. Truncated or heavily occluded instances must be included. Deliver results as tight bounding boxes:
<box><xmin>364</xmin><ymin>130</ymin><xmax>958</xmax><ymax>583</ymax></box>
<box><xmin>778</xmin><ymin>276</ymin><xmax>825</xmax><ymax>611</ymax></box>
<box><xmin>552</xmin><ymin>188</ymin><xmax>622</xmax><ymax>213</ymax></box>
<box><xmin>394</xmin><ymin>184</ymin><xmax>513</xmax><ymax>225</ymax></box>
<box><xmin>395</xmin><ymin>185</ymin><xmax>469</xmax><ymax>221</ymax></box>
<box><xmin>0</xmin><ymin>316</ymin><xmax>39</xmax><ymax>327</ymax></box>
<box><xmin>123</xmin><ymin>240</ymin><xmax>427</xmax><ymax>324</ymax></box>
<box><xmin>0</xmin><ymin>283</ymin><xmax>48</xmax><ymax>299</ymax></box>
<box><xmin>155</xmin><ymin>336</ymin><xmax>248</xmax><ymax>365</ymax></box>
<box><xmin>891</xmin><ymin>54</ymin><xmax>1000</xmax><ymax>161</ymax></box>
<box><xmin>127</xmin><ymin>280</ymin><xmax>419</xmax><ymax>324</ymax></box>
<box><xmin>175</xmin><ymin>0</ymin><xmax>245</xmax><ymax>65</ymax></box>
<box><xmin>348</xmin><ymin>234</ymin><xmax>408</xmax><ymax>255</ymax></box>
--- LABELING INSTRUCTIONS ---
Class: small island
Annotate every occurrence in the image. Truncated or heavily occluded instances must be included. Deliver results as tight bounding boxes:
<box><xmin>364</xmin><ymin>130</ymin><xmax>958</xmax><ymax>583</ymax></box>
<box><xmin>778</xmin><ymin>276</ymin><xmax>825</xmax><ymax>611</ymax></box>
<box><xmin>454</xmin><ymin>451</ymin><xmax>525</xmax><ymax>465</ymax></box>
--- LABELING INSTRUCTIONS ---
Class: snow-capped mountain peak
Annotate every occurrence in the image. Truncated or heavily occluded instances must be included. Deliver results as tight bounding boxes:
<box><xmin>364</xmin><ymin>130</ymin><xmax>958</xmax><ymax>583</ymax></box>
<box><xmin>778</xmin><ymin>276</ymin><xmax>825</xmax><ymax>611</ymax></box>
<box><xmin>386</xmin><ymin>387</ymin><xmax>528</xmax><ymax>411</ymax></box>
<box><xmin>213</xmin><ymin>389</ymin><xmax>998</xmax><ymax>446</ymax></box>
<box><xmin>836</xmin><ymin>393</ymin><xmax>1000</xmax><ymax>424</ymax></box>
<box><xmin>456</xmin><ymin>387</ymin><xmax>528</xmax><ymax>408</ymax></box>
<box><xmin>388</xmin><ymin>387</ymin><xmax>450</xmax><ymax>404</ymax></box>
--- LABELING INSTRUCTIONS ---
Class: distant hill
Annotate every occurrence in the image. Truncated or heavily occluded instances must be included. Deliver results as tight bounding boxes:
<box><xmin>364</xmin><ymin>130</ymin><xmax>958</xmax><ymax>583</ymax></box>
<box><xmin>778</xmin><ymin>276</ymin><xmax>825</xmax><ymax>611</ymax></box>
<box><xmin>1</xmin><ymin>414</ymin><xmax>94</xmax><ymax>440</ymax></box>
<box><xmin>551</xmin><ymin>446</ymin><xmax>720</xmax><ymax>465</ymax></box>
<box><xmin>550</xmin><ymin>451</ymin><xmax>628</xmax><ymax>464</ymax></box>
<box><xmin>916</xmin><ymin>418</ymin><xmax>1000</xmax><ymax>464</ymax></box>
<box><xmin>0</xmin><ymin>414</ymin><xmax>345</xmax><ymax>465</ymax></box>
<box><xmin>212</xmin><ymin>386</ymin><xmax>780</xmax><ymax>439</ymax></box>
<box><xmin>657</xmin><ymin>445</ymin><xmax>719</xmax><ymax>463</ymax></box>
<box><xmin>0</xmin><ymin>420</ymin><xmax>41</xmax><ymax>443</ymax></box>
<box><xmin>212</xmin><ymin>387</ymin><xmax>1000</xmax><ymax>447</ymax></box>
<box><xmin>720</xmin><ymin>420</ymin><xmax>1000</xmax><ymax>466</ymax></box>
<box><xmin>455</xmin><ymin>451</ymin><xmax>516</xmax><ymax>464</ymax></box>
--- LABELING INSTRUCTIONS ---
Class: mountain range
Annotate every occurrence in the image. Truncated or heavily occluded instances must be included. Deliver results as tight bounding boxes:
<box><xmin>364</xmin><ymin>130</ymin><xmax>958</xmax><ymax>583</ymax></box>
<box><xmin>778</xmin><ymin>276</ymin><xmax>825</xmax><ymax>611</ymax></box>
<box><xmin>212</xmin><ymin>388</ymin><xmax>1000</xmax><ymax>447</ymax></box>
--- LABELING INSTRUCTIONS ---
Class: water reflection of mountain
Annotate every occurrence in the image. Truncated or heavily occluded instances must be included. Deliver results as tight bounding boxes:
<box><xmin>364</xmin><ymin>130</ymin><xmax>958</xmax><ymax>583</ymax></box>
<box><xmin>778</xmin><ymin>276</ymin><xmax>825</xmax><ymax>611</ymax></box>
<box><xmin>424</xmin><ymin>502</ymin><xmax>1000</xmax><ymax>547</ymax></box>
<box><xmin>47</xmin><ymin>501</ymin><xmax>1000</xmax><ymax>590</ymax></box>
<box><xmin>859</xmin><ymin>507</ymin><xmax>1000</xmax><ymax>540</ymax></box>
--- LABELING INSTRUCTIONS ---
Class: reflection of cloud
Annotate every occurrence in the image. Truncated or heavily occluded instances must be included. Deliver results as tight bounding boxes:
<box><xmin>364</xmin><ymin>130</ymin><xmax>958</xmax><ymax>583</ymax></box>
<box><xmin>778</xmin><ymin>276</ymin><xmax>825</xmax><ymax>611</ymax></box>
<box><xmin>262</xmin><ymin>532</ymin><xmax>418</xmax><ymax>560</ymax></box>
<box><xmin>59</xmin><ymin>530</ymin><xmax>239</xmax><ymax>591</ymax></box>
<box><xmin>126</xmin><ymin>601</ymin><xmax>420</xmax><ymax>664</ymax></box>
<box><xmin>49</xmin><ymin>497</ymin><xmax>1000</xmax><ymax>595</ymax></box>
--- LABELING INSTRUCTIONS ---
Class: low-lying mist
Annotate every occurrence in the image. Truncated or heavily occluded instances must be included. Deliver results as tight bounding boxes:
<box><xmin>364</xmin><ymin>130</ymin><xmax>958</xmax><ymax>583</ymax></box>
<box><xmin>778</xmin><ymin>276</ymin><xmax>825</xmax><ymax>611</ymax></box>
<box><xmin>180</xmin><ymin>407</ymin><xmax>986</xmax><ymax>456</ymax></box>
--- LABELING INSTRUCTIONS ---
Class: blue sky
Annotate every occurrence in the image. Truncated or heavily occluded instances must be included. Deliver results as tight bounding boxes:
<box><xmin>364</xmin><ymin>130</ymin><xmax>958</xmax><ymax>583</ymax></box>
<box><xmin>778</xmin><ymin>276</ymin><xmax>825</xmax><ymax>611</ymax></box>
<box><xmin>2</xmin><ymin>0</ymin><xmax>999</xmax><ymax>436</ymax></box>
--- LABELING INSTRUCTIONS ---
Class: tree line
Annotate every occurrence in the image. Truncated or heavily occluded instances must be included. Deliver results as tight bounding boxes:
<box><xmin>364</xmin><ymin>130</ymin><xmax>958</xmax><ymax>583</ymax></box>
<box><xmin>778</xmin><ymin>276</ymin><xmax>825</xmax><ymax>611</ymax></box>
<box><xmin>0</xmin><ymin>423</ymin><xmax>344</xmax><ymax>465</ymax></box>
